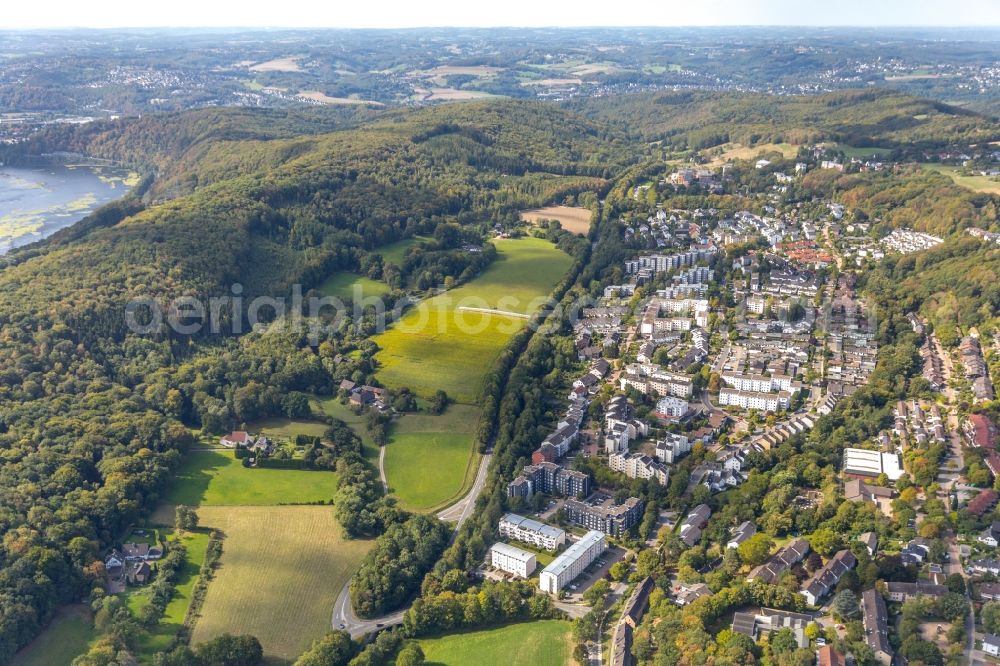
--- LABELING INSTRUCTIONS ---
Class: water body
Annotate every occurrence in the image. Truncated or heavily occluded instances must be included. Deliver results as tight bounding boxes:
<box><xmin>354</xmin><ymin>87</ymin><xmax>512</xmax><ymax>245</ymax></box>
<box><xmin>0</xmin><ymin>163</ymin><xmax>135</xmax><ymax>254</ymax></box>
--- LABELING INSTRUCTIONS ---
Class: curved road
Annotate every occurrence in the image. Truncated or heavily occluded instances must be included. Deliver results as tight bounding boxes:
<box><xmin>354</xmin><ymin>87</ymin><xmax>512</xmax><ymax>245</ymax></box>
<box><xmin>332</xmin><ymin>451</ymin><xmax>493</xmax><ymax>638</ymax></box>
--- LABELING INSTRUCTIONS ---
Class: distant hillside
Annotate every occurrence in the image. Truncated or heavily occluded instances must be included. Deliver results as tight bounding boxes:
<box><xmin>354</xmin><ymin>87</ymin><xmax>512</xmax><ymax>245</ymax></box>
<box><xmin>565</xmin><ymin>89</ymin><xmax>999</xmax><ymax>148</ymax></box>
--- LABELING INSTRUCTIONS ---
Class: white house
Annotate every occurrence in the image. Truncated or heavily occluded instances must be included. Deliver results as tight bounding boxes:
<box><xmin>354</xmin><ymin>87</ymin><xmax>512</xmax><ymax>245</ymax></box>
<box><xmin>984</xmin><ymin>634</ymin><xmax>1000</xmax><ymax>657</ymax></box>
<box><xmin>490</xmin><ymin>542</ymin><xmax>536</xmax><ymax>578</ymax></box>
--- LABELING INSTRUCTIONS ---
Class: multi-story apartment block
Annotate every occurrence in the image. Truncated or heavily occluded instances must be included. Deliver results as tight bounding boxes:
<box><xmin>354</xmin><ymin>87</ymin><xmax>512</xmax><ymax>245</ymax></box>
<box><xmin>538</xmin><ymin>530</ymin><xmax>607</xmax><ymax>594</ymax></box>
<box><xmin>609</xmin><ymin>452</ymin><xmax>669</xmax><ymax>485</ymax></box>
<box><xmin>498</xmin><ymin>514</ymin><xmax>566</xmax><ymax>551</ymax></box>
<box><xmin>564</xmin><ymin>497</ymin><xmax>644</xmax><ymax>537</ymax></box>
<box><xmin>490</xmin><ymin>542</ymin><xmax>537</xmax><ymax>578</ymax></box>
<box><xmin>719</xmin><ymin>387</ymin><xmax>790</xmax><ymax>411</ymax></box>
<box><xmin>655</xmin><ymin>433</ymin><xmax>692</xmax><ymax>464</ymax></box>
<box><xmin>506</xmin><ymin>462</ymin><xmax>590</xmax><ymax>500</ymax></box>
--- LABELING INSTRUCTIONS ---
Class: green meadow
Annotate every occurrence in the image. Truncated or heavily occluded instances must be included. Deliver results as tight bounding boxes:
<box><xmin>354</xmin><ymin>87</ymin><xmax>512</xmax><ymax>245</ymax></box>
<box><xmin>921</xmin><ymin>163</ymin><xmax>1000</xmax><ymax>195</ymax></box>
<box><xmin>243</xmin><ymin>415</ymin><xmax>330</xmax><ymax>440</ymax></box>
<box><xmin>376</xmin><ymin>235</ymin><xmax>431</xmax><ymax>265</ymax></box>
<box><xmin>383</xmin><ymin>404</ymin><xmax>481</xmax><ymax>512</ymax></box>
<box><xmin>372</xmin><ymin>237</ymin><xmax>571</xmax><ymax>403</ymax></box>
<box><xmin>11</xmin><ymin>606</ymin><xmax>96</xmax><ymax>666</ymax></box>
<box><xmin>162</xmin><ymin>449</ymin><xmax>338</xmax><ymax>507</ymax></box>
<box><xmin>418</xmin><ymin>620</ymin><xmax>572</xmax><ymax>666</ymax></box>
<box><xmin>316</xmin><ymin>271</ymin><xmax>391</xmax><ymax>301</ymax></box>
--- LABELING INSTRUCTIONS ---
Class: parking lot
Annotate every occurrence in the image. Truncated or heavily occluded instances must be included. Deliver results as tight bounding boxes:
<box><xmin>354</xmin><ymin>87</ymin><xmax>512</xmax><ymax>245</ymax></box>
<box><xmin>559</xmin><ymin>544</ymin><xmax>627</xmax><ymax>601</ymax></box>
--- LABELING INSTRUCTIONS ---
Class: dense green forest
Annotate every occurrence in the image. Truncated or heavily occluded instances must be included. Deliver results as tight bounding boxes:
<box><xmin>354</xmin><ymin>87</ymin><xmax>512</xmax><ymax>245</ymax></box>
<box><xmin>0</xmin><ymin>100</ymin><xmax>632</xmax><ymax>663</ymax></box>
<box><xmin>566</xmin><ymin>88</ymin><xmax>1000</xmax><ymax>148</ymax></box>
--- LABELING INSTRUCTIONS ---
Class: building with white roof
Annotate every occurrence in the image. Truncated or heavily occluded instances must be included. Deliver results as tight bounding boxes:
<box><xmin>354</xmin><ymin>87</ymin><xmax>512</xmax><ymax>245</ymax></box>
<box><xmin>498</xmin><ymin>513</ymin><xmax>566</xmax><ymax>551</ymax></box>
<box><xmin>843</xmin><ymin>448</ymin><xmax>903</xmax><ymax>481</ymax></box>
<box><xmin>538</xmin><ymin>530</ymin><xmax>607</xmax><ymax>594</ymax></box>
<box><xmin>490</xmin><ymin>542</ymin><xmax>537</xmax><ymax>578</ymax></box>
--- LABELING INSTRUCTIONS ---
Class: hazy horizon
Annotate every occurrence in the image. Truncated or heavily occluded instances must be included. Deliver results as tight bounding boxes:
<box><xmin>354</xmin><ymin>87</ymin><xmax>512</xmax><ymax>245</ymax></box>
<box><xmin>2</xmin><ymin>0</ymin><xmax>999</xmax><ymax>30</ymax></box>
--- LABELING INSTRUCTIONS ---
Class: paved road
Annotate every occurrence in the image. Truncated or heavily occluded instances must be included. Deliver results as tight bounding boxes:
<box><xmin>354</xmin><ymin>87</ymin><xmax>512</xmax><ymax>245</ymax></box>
<box><xmin>331</xmin><ymin>580</ymin><xmax>408</xmax><ymax>639</ymax></box>
<box><xmin>436</xmin><ymin>452</ymin><xmax>493</xmax><ymax>525</ymax></box>
<box><xmin>457</xmin><ymin>306</ymin><xmax>531</xmax><ymax>319</ymax></box>
<box><xmin>332</xmin><ymin>451</ymin><xmax>493</xmax><ymax>638</ymax></box>
<box><xmin>377</xmin><ymin>445</ymin><xmax>389</xmax><ymax>494</ymax></box>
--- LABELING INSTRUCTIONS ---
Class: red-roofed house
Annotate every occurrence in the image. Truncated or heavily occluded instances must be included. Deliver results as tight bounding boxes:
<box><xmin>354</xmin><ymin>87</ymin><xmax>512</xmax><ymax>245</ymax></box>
<box><xmin>969</xmin><ymin>490</ymin><xmax>999</xmax><ymax>516</ymax></box>
<box><xmin>220</xmin><ymin>431</ymin><xmax>251</xmax><ymax>448</ymax></box>
<box><xmin>818</xmin><ymin>645</ymin><xmax>846</xmax><ymax>666</ymax></box>
<box><xmin>965</xmin><ymin>414</ymin><xmax>997</xmax><ymax>450</ymax></box>
<box><xmin>989</xmin><ymin>453</ymin><xmax>1000</xmax><ymax>480</ymax></box>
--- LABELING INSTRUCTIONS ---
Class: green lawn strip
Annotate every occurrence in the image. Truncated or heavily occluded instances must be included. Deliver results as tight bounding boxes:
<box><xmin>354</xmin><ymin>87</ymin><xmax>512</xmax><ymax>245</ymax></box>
<box><xmin>163</xmin><ymin>449</ymin><xmax>338</xmax><ymax>507</ymax></box>
<box><xmin>417</xmin><ymin>620</ymin><xmax>572</xmax><ymax>666</ymax></box>
<box><xmin>503</xmin><ymin>541</ymin><xmax>556</xmax><ymax>568</ymax></box>
<box><xmin>316</xmin><ymin>272</ymin><xmax>391</xmax><ymax>301</ymax></box>
<box><xmin>10</xmin><ymin>605</ymin><xmax>96</xmax><ymax>666</ymax></box>
<box><xmin>383</xmin><ymin>404</ymin><xmax>481</xmax><ymax>512</ymax></box>
<box><xmin>244</xmin><ymin>416</ymin><xmax>330</xmax><ymax>440</ymax></box>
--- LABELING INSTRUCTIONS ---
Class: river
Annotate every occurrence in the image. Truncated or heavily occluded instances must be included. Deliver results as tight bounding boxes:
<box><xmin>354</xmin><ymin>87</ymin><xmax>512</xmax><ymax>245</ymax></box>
<box><xmin>0</xmin><ymin>162</ymin><xmax>136</xmax><ymax>254</ymax></box>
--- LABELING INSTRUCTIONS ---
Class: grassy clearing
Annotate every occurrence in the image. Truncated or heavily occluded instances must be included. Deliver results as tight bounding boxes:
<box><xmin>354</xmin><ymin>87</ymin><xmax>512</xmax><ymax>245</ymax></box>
<box><xmin>244</xmin><ymin>416</ymin><xmax>330</xmax><ymax>440</ymax></box>
<box><xmin>839</xmin><ymin>144</ymin><xmax>894</xmax><ymax>158</ymax></box>
<box><xmin>520</xmin><ymin>206</ymin><xmax>592</xmax><ymax>235</ymax></box>
<box><xmin>127</xmin><ymin>530</ymin><xmax>211</xmax><ymax>658</ymax></box>
<box><xmin>376</xmin><ymin>235</ymin><xmax>430</xmax><ymax>265</ymax></box>
<box><xmin>921</xmin><ymin>163</ymin><xmax>1000</xmax><ymax>195</ymax></box>
<box><xmin>11</xmin><ymin>605</ymin><xmax>95</xmax><ymax>666</ymax></box>
<box><xmin>312</xmin><ymin>397</ymin><xmax>380</xmax><ymax>461</ymax></box>
<box><xmin>418</xmin><ymin>620</ymin><xmax>573</xmax><ymax>666</ymax></box>
<box><xmin>191</xmin><ymin>506</ymin><xmax>372</xmax><ymax>663</ymax></box>
<box><xmin>383</xmin><ymin>404</ymin><xmax>481</xmax><ymax>512</ymax></box>
<box><xmin>163</xmin><ymin>449</ymin><xmax>338</xmax><ymax>507</ymax></box>
<box><xmin>373</xmin><ymin>237</ymin><xmax>571</xmax><ymax>402</ymax></box>
<box><xmin>316</xmin><ymin>272</ymin><xmax>390</xmax><ymax>301</ymax></box>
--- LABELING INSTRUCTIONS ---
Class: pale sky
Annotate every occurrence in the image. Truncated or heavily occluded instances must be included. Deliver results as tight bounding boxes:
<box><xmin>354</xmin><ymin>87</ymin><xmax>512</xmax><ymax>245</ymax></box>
<box><xmin>1</xmin><ymin>0</ymin><xmax>998</xmax><ymax>29</ymax></box>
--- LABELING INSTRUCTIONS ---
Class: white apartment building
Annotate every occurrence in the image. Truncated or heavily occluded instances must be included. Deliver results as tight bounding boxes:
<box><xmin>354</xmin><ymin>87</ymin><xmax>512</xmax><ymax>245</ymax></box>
<box><xmin>609</xmin><ymin>452</ymin><xmax>669</xmax><ymax>485</ymax></box>
<box><xmin>647</xmin><ymin>374</ymin><xmax>693</xmax><ymax>399</ymax></box>
<box><xmin>498</xmin><ymin>513</ymin><xmax>566</xmax><ymax>551</ymax></box>
<box><xmin>656</xmin><ymin>433</ymin><xmax>692</xmax><ymax>464</ymax></box>
<box><xmin>490</xmin><ymin>542</ymin><xmax>537</xmax><ymax>578</ymax></box>
<box><xmin>620</xmin><ymin>364</ymin><xmax>693</xmax><ymax>399</ymax></box>
<box><xmin>719</xmin><ymin>387</ymin><xmax>790</xmax><ymax>411</ymax></box>
<box><xmin>655</xmin><ymin>395</ymin><xmax>689</xmax><ymax>418</ymax></box>
<box><xmin>721</xmin><ymin>372</ymin><xmax>799</xmax><ymax>394</ymax></box>
<box><xmin>539</xmin><ymin>530</ymin><xmax>607</xmax><ymax>594</ymax></box>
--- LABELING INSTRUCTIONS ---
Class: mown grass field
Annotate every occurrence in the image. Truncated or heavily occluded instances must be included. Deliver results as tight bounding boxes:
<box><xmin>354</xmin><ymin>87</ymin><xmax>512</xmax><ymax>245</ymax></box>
<box><xmin>520</xmin><ymin>206</ymin><xmax>592</xmax><ymax>235</ymax></box>
<box><xmin>418</xmin><ymin>620</ymin><xmax>573</xmax><ymax>666</ymax></box>
<box><xmin>126</xmin><ymin>529</ymin><xmax>211</xmax><ymax>658</ymax></box>
<box><xmin>838</xmin><ymin>144</ymin><xmax>894</xmax><ymax>158</ymax></box>
<box><xmin>373</xmin><ymin>237</ymin><xmax>571</xmax><ymax>402</ymax></box>
<box><xmin>244</xmin><ymin>415</ymin><xmax>331</xmax><ymax>440</ymax></box>
<box><xmin>921</xmin><ymin>163</ymin><xmax>1000</xmax><ymax>195</ymax></box>
<box><xmin>383</xmin><ymin>404</ymin><xmax>481</xmax><ymax>512</ymax></box>
<box><xmin>316</xmin><ymin>272</ymin><xmax>390</xmax><ymax>301</ymax></box>
<box><xmin>190</xmin><ymin>506</ymin><xmax>372</xmax><ymax>662</ymax></box>
<box><xmin>163</xmin><ymin>449</ymin><xmax>338</xmax><ymax>507</ymax></box>
<box><xmin>11</xmin><ymin>605</ymin><xmax>95</xmax><ymax>666</ymax></box>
